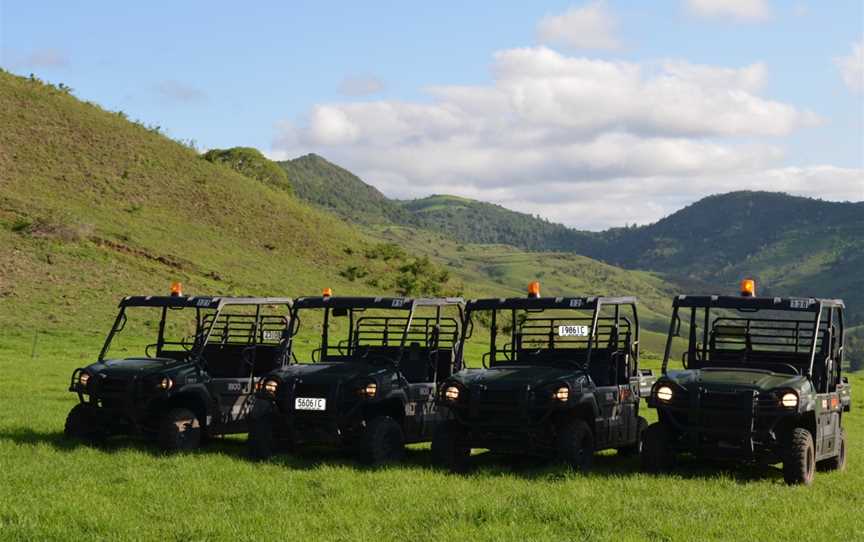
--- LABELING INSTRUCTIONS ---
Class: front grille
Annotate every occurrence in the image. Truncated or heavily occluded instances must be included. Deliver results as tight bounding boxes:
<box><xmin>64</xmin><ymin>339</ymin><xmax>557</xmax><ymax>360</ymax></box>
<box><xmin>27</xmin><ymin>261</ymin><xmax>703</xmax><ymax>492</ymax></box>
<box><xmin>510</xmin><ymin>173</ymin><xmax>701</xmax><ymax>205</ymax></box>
<box><xmin>482</xmin><ymin>389</ymin><xmax>521</xmax><ymax>405</ymax></box>
<box><xmin>98</xmin><ymin>377</ymin><xmax>131</xmax><ymax>395</ymax></box>
<box><xmin>293</xmin><ymin>383</ymin><xmax>332</xmax><ymax>398</ymax></box>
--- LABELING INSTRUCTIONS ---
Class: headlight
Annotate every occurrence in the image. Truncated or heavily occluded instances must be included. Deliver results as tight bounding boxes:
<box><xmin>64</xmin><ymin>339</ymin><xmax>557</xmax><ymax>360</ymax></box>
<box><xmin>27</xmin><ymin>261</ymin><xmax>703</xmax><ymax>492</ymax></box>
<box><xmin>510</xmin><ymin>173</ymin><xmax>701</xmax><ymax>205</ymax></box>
<box><xmin>78</xmin><ymin>372</ymin><xmax>91</xmax><ymax>388</ymax></box>
<box><xmin>158</xmin><ymin>377</ymin><xmax>174</xmax><ymax>391</ymax></box>
<box><xmin>780</xmin><ymin>392</ymin><xmax>798</xmax><ymax>408</ymax></box>
<box><xmin>361</xmin><ymin>382</ymin><xmax>377</xmax><ymax>398</ymax></box>
<box><xmin>444</xmin><ymin>385</ymin><xmax>460</xmax><ymax>401</ymax></box>
<box><xmin>262</xmin><ymin>378</ymin><xmax>279</xmax><ymax>396</ymax></box>
<box><xmin>656</xmin><ymin>385</ymin><xmax>673</xmax><ymax>402</ymax></box>
<box><xmin>553</xmin><ymin>386</ymin><xmax>569</xmax><ymax>402</ymax></box>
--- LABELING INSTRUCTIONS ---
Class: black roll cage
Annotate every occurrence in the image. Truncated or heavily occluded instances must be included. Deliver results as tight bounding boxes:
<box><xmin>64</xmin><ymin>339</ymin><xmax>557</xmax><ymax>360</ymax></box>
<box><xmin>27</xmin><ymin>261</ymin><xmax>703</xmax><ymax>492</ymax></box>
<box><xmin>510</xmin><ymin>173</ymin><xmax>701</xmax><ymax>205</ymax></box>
<box><xmin>661</xmin><ymin>295</ymin><xmax>846</xmax><ymax>377</ymax></box>
<box><xmin>98</xmin><ymin>296</ymin><xmax>294</xmax><ymax>368</ymax></box>
<box><xmin>287</xmin><ymin>296</ymin><xmax>465</xmax><ymax>367</ymax></box>
<box><xmin>460</xmin><ymin>296</ymin><xmax>640</xmax><ymax>371</ymax></box>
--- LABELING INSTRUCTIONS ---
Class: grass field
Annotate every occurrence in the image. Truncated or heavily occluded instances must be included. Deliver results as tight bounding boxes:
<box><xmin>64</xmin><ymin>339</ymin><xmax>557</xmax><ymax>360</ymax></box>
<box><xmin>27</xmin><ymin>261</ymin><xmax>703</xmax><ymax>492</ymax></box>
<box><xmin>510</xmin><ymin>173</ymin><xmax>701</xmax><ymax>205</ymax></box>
<box><xmin>1</xmin><ymin>331</ymin><xmax>861</xmax><ymax>541</ymax></box>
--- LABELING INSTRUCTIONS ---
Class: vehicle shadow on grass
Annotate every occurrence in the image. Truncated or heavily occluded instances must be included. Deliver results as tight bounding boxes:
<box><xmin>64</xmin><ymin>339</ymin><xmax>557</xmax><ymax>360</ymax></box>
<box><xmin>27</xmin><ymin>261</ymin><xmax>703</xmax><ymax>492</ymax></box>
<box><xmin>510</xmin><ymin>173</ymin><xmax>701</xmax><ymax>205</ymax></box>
<box><xmin>435</xmin><ymin>450</ymin><xmax>787</xmax><ymax>484</ymax></box>
<box><xmin>0</xmin><ymin>428</ymin><xmax>786</xmax><ymax>483</ymax></box>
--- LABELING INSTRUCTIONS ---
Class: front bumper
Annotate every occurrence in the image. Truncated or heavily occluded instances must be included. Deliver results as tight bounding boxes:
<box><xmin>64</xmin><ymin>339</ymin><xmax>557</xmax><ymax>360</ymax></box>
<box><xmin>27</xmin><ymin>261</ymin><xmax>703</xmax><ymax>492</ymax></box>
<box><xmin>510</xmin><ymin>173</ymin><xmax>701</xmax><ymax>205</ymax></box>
<box><xmin>651</xmin><ymin>387</ymin><xmax>796</xmax><ymax>458</ymax></box>
<box><xmin>255</xmin><ymin>381</ymin><xmax>367</xmax><ymax>446</ymax></box>
<box><xmin>69</xmin><ymin>369</ymin><xmax>166</xmax><ymax>431</ymax></box>
<box><xmin>440</xmin><ymin>391</ymin><xmax>568</xmax><ymax>452</ymax></box>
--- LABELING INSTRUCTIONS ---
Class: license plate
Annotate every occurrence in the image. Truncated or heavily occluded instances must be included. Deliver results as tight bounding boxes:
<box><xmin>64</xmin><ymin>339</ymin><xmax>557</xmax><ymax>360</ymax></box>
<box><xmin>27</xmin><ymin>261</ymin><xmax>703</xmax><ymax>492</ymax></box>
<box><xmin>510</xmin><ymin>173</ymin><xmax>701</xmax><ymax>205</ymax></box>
<box><xmin>295</xmin><ymin>397</ymin><xmax>326</xmax><ymax>411</ymax></box>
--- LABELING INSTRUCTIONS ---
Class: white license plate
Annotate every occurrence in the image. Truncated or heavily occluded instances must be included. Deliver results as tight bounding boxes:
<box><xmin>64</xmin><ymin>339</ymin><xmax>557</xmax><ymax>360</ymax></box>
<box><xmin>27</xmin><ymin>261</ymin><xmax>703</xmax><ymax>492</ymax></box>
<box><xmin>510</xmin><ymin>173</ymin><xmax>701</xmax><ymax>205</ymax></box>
<box><xmin>295</xmin><ymin>397</ymin><xmax>326</xmax><ymax>411</ymax></box>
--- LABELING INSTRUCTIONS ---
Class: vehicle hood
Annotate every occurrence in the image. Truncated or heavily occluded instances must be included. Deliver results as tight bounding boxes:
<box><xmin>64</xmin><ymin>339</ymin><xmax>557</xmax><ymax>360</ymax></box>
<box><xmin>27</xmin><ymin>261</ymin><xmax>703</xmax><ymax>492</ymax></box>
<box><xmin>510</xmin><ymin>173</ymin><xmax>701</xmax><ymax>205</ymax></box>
<box><xmin>664</xmin><ymin>368</ymin><xmax>809</xmax><ymax>393</ymax></box>
<box><xmin>451</xmin><ymin>365</ymin><xmax>583</xmax><ymax>391</ymax></box>
<box><xmin>85</xmin><ymin>357</ymin><xmax>187</xmax><ymax>378</ymax></box>
<box><xmin>270</xmin><ymin>362</ymin><xmax>390</xmax><ymax>385</ymax></box>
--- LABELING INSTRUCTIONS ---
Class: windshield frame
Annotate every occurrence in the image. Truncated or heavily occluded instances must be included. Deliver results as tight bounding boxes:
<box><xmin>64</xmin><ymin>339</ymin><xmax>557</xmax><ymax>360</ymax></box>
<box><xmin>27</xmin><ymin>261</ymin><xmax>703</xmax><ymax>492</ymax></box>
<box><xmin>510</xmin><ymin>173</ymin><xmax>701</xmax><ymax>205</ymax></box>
<box><xmin>661</xmin><ymin>296</ymin><xmax>844</xmax><ymax>377</ymax></box>
<box><xmin>97</xmin><ymin>304</ymin><xmax>220</xmax><ymax>362</ymax></box>
<box><xmin>460</xmin><ymin>297</ymin><xmax>640</xmax><ymax>370</ymax></box>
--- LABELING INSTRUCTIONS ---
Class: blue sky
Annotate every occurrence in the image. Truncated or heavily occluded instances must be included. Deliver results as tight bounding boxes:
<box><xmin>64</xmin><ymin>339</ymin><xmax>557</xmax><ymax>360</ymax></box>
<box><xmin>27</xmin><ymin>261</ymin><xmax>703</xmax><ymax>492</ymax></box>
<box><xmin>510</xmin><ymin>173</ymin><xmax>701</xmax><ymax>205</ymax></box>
<box><xmin>2</xmin><ymin>1</ymin><xmax>862</xmax><ymax>228</ymax></box>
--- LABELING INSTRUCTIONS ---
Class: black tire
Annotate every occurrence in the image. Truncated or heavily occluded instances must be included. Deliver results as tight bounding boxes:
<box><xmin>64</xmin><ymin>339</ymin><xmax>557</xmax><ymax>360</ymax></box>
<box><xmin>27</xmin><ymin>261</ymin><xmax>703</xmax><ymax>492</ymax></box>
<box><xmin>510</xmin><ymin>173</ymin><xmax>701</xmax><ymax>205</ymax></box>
<box><xmin>558</xmin><ymin>419</ymin><xmax>594</xmax><ymax>472</ymax></box>
<box><xmin>783</xmin><ymin>427</ymin><xmax>815</xmax><ymax>486</ymax></box>
<box><xmin>818</xmin><ymin>427</ymin><xmax>847</xmax><ymax>472</ymax></box>
<box><xmin>618</xmin><ymin>416</ymin><xmax>648</xmax><ymax>457</ymax></box>
<box><xmin>641</xmin><ymin>422</ymin><xmax>675</xmax><ymax>473</ymax></box>
<box><xmin>362</xmin><ymin>416</ymin><xmax>404</xmax><ymax>466</ymax></box>
<box><xmin>64</xmin><ymin>403</ymin><xmax>105</xmax><ymax>443</ymax></box>
<box><xmin>432</xmin><ymin>420</ymin><xmax>471</xmax><ymax>472</ymax></box>
<box><xmin>158</xmin><ymin>408</ymin><xmax>201</xmax><ymax>452</ymax></box>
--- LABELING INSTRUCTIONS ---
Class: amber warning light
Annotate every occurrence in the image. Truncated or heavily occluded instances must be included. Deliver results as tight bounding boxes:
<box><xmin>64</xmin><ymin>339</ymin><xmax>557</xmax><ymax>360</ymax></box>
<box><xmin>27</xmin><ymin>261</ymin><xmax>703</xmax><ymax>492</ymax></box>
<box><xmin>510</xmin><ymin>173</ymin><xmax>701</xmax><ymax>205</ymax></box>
<box><xmin>528</xmin><ymin>281</ymin><xmax>541</xmax><ymax>298</ymax></box>
<box><xmin>170</xmin><ymin>282</ymin><xmax>183</xmax><ymax>297</ymax></box>
<box><xmin>322</xmin><ymin>287</ymin><xmax>333</xmax><ymax>298</ymax></box>
<box><xmin>740</xmin><ymin>279</ymin><xmax>756</xmax><ymax>297</ymax></box>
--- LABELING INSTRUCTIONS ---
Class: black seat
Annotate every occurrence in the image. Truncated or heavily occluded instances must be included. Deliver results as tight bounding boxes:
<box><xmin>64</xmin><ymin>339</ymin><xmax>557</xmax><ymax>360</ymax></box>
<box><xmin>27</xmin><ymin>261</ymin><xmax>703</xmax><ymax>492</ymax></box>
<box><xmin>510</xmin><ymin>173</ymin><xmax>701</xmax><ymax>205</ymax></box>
<box><xmin>587</xmin><ymin>348</ymin><xmax>613</xmax><ymax>386</ymax></box>
<box><xmin>400</xmin><ymin>342</ymin><xmax>430</xmax><ymax>383</ymax></box>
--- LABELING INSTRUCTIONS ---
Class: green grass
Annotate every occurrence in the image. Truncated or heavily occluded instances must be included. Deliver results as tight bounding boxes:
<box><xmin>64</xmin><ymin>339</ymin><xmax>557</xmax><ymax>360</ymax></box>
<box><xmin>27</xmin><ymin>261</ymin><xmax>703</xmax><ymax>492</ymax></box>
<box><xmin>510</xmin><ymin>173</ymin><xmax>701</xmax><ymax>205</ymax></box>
<box><xmin>1</xmin><ymin>335</ymin><xmax>862</xmax><ymax>541</ymax></box>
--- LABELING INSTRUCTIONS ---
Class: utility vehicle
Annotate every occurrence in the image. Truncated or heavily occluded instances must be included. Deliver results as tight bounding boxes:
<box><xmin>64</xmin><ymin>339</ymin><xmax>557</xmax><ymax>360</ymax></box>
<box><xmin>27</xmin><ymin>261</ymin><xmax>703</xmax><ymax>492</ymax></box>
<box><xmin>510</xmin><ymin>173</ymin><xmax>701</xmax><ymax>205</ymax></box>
<box><xmin>643</xmin><ymin>279</ymin><xmax>851</xmax><ymax>485</ymax></box>
<box><xmin>433</xmin><ymin>282</ymin><xmax>652</xmax><ymax>472</ymax></box>
<box><xmin>65</xmin><ymin>283</ymin><xmax>293</xmax><ymax>451</ymax></box>
<box><xmin>248</xmin><ymin>291</ymin><xmax>465</xmax><ymax>465</ymax></box>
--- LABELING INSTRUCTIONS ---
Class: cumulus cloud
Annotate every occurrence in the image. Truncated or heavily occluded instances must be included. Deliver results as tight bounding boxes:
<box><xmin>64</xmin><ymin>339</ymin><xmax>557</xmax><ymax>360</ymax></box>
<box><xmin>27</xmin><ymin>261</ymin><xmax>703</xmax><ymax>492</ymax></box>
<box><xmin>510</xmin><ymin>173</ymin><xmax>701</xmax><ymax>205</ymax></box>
<box><xmin>271</xmin><ymin>46</ymin><xmax>854</xmax><ymax>230</ymax></box>
<box><xmin>155</xmin><ymin>80</ymin><xmax>207</xmax><ymax>104</ymax></box>
<box><xmin>835</xmin><ymin>40</ymin><xmax>864</xmax><ymax>93</ymax></box>
<box><xmin>537</xmin><ymin>2</ymin><xmax>620</xmax><ymax>50</ymax></box>
<box><xmin>338</xmin><ymin>75</ymin><xmax>385</xmax><ymax>96</ymax></box>
<box><xmin>684</xmin><ymin>0</ymin><xmax>771</xmax><ymax>22</ymax></box>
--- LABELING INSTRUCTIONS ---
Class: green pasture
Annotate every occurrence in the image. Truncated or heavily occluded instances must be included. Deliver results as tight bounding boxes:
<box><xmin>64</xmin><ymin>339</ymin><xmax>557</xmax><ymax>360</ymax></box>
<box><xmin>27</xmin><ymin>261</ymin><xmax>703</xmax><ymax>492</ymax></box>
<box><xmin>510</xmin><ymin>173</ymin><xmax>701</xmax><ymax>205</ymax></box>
<box><xmin>0</xmin><ymin>330</ymin><xmax>860</xmax><ymax>541</ymax></box>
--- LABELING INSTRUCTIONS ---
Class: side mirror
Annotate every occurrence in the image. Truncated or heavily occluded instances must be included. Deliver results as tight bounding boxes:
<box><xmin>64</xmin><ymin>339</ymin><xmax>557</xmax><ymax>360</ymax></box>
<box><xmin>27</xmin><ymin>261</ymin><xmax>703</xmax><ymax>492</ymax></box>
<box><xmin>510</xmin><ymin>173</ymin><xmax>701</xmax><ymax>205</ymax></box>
<box><xmin>672</xmin><ymin>314</ymin><xmax>682</xmax><ymax>337</ymax></box>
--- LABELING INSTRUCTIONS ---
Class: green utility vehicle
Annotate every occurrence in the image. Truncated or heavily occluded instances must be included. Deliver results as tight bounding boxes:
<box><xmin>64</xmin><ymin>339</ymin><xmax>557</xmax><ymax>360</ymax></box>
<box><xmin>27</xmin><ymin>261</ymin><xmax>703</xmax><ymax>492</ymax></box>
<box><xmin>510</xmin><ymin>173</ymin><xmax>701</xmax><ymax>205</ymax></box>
<box><xmin>433</xmin><ymin>282</ymin><xmax>652</xmax><ymax>472</ymax></box>
<box><xmin>65</xmin><ymin>284</ymin><xmax>293</xmax><ymax>451</ymax></box>
<box><xmin>248</xmin><ymin>293</ymin><xmax>465</xmax><ymax>465</ymax></box>
<box><xmin>643</xmin><ymin>279</ymin><xmax>851</xmax><ymax>485</ymax></box>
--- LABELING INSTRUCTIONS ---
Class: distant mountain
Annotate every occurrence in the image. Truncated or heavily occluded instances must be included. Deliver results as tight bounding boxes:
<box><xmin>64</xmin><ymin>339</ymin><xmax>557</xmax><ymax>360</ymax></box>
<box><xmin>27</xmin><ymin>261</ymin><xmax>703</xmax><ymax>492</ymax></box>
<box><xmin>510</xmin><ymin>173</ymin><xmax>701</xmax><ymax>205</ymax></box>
<box><xmin>402</xmin><ymin>194</ymin><xmax>597</xmax><ymax>251</ymax></box>
<box><xmin>277</xmin><ymin>154</ymin><xmax>413</xmax><ymax>225</ymax></box>
<box><xmin>279</xmin><ymin>157</ymin><xmax>863</xmax><ymax>328</ymax></box>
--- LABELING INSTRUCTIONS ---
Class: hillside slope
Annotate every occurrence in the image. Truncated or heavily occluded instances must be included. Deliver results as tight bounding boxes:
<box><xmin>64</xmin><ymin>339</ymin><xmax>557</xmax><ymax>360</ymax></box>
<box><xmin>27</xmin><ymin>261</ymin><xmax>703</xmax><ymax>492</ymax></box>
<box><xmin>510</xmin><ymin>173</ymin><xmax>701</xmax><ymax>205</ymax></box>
<box><xmin>0</xmin><ymin>72</ymin><xmax>460</xmax><ymax>337</ymax></box>
<box><xmin>278</xmin><ymin>154</ymin><xmax>413</xmax><ymax>224</ymax></box>
<box><xmin>0</xmin><ymin>72</ymin><xmax>684</xmax><ymax>360</ymax></box>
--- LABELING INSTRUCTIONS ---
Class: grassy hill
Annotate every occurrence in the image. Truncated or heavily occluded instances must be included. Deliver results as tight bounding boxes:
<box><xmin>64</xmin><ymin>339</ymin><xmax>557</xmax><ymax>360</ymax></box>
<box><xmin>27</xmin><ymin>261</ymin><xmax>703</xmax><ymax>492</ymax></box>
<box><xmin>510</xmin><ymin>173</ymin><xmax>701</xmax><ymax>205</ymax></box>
<box><xmin>0</xmin><ymin>71</ymin><xmax>684</xmax><ymax>353</ymax></box>
<box><xmin>402</xmin><ymin>195</ymin><xmax>588</xmax><ymax>251</ymax></box>
<box><xmin>277</xmin><ymin>153</ymin><xmax>413</xmax><ymax>225</ymax></box>
<box><xmin>0</xmin><ymin>71</ymin><xmax>465</xmax><ymax>343</ymax></box>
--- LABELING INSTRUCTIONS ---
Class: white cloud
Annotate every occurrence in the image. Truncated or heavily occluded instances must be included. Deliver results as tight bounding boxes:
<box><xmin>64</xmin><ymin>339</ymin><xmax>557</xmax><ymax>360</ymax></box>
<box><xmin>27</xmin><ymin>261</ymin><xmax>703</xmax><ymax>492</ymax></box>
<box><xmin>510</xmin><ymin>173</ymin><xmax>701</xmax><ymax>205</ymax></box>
<box><xmin>497</xmin><ymin>166</ymin><xmax>864</xmax><ymax>229</ymax></box>
<box><xmin>338</xmin><ymin>75</ymin><xmax>385</xmax><ymax>96</ymax></box>
<box><xmin>835</xmin><ymin>40</ymin><xmax>864</xmax><ymax>93</ymax></box>
<box><xmin>684</xmin><ymin>0</ymin><xmax>771</xmax><ymax>22</ymax></box>
<box><xmin>271</xmin><ymin>46</ymin><xmax>850</xmax><ymax>230</ymax></box>
<box><xmin>537</xmin><ymin>2</ymin><xmax>620</xmax><ymax>50</ymax></box>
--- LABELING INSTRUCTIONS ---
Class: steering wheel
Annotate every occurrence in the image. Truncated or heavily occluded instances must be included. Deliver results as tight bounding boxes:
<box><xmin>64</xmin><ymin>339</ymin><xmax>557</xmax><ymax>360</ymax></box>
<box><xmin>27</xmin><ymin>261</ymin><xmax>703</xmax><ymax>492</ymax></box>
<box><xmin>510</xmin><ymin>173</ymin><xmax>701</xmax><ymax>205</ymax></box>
<box><xmin>145</xmin><ymin>343</ymin><xmax>158</xmax><ymax>358</ymax></box>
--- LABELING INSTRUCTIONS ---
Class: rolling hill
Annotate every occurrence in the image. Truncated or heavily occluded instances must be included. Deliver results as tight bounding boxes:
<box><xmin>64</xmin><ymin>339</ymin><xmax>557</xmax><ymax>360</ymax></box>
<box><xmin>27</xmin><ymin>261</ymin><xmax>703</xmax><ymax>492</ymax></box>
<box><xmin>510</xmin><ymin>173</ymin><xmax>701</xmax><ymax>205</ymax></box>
<box><xmin>0</xmin><ymin>70</ymin><xmax>681</xmax><ymax>359</ymax></box>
